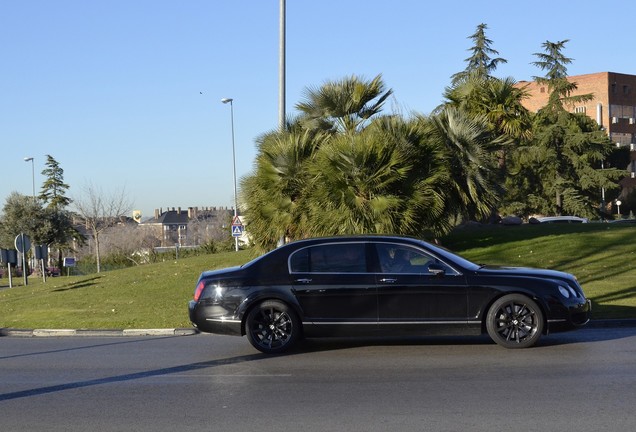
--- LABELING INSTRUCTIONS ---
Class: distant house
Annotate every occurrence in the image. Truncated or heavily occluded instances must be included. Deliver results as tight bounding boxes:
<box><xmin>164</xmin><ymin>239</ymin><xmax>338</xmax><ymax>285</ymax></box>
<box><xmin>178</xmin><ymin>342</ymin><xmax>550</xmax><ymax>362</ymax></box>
<box><xmin>139</xmin><ymin>207</ymin><xmax>234</xmax><ymax>247</ymax></box>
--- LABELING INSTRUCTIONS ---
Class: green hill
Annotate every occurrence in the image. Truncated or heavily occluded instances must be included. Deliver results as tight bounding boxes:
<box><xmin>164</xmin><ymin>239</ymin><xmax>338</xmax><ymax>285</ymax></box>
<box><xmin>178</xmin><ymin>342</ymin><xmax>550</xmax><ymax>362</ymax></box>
<box><xmin>1</xmin><ymin>223</ymin><xmax>634</xmax><ymax>329</ymax></box>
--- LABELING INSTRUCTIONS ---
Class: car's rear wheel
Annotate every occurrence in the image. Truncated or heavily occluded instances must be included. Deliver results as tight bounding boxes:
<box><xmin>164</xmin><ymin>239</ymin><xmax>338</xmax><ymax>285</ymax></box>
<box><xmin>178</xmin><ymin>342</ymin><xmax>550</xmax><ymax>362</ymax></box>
<box><xmin>486</xmin><ymin>294</ymin><xmax>544</xmax><ymax>348</ymax></box>
<box><xmin>245</xmin><ymin>300</ymin><xmax>300</xmax><ymax>354</ymax></box>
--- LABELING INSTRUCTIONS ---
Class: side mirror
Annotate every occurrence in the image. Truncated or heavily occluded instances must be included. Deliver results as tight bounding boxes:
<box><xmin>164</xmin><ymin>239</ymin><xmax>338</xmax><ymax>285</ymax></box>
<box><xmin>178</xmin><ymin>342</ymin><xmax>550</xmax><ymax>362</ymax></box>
<box><xmin>428</xmin><ymin>263</ymin><xmax>446</xmax><ymax>276</ymax></box>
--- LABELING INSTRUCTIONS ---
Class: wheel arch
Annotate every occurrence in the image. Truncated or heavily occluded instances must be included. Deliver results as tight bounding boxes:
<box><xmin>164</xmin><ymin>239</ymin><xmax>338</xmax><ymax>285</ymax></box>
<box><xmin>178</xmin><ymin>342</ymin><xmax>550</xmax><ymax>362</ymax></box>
<box><xmin>238</xmin><ymin>292</ymin><xmax>304</xmax><ymax>337</ymax></box>
<box><xmin>480</xmin><ymin>291</ymin><xmax>549</xmax><ymax>336</ymax></box>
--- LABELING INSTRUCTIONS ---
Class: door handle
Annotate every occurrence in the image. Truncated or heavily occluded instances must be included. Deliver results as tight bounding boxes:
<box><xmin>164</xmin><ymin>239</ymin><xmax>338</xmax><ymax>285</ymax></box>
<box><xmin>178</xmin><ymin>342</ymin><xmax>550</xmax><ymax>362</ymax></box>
<box><xmin>379</xmin><ymin>278</ymin><xmax>397</xmax><ymax>283</ymax></box>
<box><xmin>294</xmin><ymin>278</ymin><xmax>312</xmax><ymax>284</ymax></box>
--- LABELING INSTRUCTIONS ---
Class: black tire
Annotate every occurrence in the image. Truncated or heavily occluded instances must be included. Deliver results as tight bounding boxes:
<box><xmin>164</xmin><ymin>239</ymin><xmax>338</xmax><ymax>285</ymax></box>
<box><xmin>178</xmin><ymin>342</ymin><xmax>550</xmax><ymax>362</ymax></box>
<box><xmin>245</xmin><ymin>300</ymin><xmax>301</xmax><ymax>354</ymax></box>
<box><xmin>486</xmin><ymin>294</ymin><xmax>544</xmax><ymax>349</ymax></box>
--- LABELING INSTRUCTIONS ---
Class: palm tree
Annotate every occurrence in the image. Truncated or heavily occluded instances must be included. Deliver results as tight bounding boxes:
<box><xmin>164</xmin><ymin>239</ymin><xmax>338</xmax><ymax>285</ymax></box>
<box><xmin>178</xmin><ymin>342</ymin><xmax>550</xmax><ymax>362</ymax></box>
<box><xmin>423</xmin><ymin>107</ymin><xmax>503</xmax><ymax>223</ymax></box>
<box><xmin>305</xmin><ymin>116</ymin><xmax>450</xmax><ymax>238</ymax></box>
<box><xmin>241</xmin><ymin>126</ymin><xmax>328</xmax><ymax>250</ymax></box>
<box><xmin>296</xmin><ymin>74</ymin><xmax>393</xmax><ymax>135</ymax></box>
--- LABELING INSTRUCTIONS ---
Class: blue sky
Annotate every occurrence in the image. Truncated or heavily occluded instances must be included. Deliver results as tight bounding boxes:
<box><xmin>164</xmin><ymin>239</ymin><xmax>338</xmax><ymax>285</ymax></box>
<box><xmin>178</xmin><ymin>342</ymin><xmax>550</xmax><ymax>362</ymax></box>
<box><xmin>2</xmin><ymin>0</ymin><xmax>635</xmax><ymax>220</ymax></box>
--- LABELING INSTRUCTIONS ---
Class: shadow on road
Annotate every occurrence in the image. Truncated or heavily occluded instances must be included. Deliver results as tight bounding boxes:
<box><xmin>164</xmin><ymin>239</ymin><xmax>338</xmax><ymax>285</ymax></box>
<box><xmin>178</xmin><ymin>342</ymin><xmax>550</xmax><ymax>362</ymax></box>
<box><xmin>287</xmin><ymin>325</ymin><xmax>636</xmax><ymax>353</ymax></box>
<box><xmin>0</xmin><ymin>339</ymin><xmax>266</xmax><ymax>402</ymax></box>
<box><xmin>2</xmin><ymin>325</ymin><xmax>635</xmax><ymax>402</ymax></box>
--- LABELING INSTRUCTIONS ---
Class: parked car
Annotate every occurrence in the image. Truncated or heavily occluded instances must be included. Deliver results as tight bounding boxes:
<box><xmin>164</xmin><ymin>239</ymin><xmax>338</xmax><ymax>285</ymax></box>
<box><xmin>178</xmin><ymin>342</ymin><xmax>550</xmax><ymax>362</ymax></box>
<box><xmin>188</xmin><ymin>235</ymin><xmax>591</xmax><ymax>353</ymax></box>
<box><xmin>530</xmin><ymin>216</ymin><xmax>589</xmax><ymax>224</ymax></box>
<box><xmin>608</xmin><ymin>218</ymin><xmax>636</xmax><ymax>224</ymax></box>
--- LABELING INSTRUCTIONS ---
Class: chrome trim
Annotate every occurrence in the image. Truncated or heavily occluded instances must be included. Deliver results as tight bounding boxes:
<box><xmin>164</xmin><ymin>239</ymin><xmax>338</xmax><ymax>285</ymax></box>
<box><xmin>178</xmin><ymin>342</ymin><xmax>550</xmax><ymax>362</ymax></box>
<box><xmin>378</xmin><ymin>321</ymin><xmax>472</xmax><ymax>325</ymax></box>
<box><xmin>303</xmin><ymin>320</ymin><xmax>472</xmax><ymax>326</ymax></box>
<box><xmin>206</xmin><ymin>317</ymin><xmax>241</xmax><ymax>324</ymax></box>
<box><xmin>303</xmin><ymin>321</ymin><xmax>377</xmax><ymax>326</ymax></box>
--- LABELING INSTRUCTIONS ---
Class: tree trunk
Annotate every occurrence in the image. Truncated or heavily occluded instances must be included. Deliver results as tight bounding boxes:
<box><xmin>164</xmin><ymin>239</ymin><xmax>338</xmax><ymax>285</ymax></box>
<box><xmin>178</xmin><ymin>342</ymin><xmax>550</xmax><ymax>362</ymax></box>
<box><xmin>94</xmin><ymin>231</ymin><xmax>102</xmax><ymax>273</ymax></box>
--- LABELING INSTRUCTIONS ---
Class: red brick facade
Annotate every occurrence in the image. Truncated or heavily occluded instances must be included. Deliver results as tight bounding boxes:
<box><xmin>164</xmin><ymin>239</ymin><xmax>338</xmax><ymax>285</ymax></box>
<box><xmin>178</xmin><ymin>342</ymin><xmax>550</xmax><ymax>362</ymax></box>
<box><xmin>517</xmin><ymin>72</ymin><xmax>636</xmax><ymax>182</ymax></box>
<box><xmin>518</xmin><ymin>72</ymin><xmax>636</xmax><ymax>146</ymax></box>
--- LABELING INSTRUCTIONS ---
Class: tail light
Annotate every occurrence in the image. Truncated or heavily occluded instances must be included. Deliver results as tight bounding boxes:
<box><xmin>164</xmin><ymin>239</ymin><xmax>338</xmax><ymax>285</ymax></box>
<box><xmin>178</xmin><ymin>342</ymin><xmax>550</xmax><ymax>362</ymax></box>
<box><xmin>193</xmin><ymin>281</ymin><xmax>205</xmax><ymax>302</ymax></box>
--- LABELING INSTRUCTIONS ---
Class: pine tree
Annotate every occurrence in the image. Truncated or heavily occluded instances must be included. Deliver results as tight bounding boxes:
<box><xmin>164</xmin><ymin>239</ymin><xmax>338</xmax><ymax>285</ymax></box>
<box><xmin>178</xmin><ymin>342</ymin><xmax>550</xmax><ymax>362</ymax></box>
<box><xmin>502</xmin><ymin>40</ymin><xmax>624</xmax><ymax>217</ymax></box>
<box><xmin>532</xmin><ymin>40</ymin><xmax>593</xmax><ymax>111</ymax></box>
<box><xmin>37</xmin><ymin>155</ymin><xmax>78</xmax><ymax>272</ymax></box>
<box><xmin>39</xmin><ymin>155</ymin><xmax>71</xmax><ymax>209</ymax></box>
<box><xmin>451</xmin><ymin>23</ymin><xmax>507</xmax><ymax>85</ymax></box>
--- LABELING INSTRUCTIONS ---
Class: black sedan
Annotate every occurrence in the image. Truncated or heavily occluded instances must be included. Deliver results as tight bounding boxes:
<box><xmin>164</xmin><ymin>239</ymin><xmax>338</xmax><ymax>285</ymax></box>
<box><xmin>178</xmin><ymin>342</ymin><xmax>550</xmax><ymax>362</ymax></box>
<box><xmin>188</xmin><ymin>235</ymin><xmax>591</xmax><ymax>354</ymax></box>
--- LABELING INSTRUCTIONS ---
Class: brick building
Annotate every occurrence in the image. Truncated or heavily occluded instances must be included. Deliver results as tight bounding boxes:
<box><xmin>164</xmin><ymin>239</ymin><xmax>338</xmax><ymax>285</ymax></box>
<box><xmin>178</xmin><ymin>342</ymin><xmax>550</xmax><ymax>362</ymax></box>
<box><xmin>519</xmin><ymin>72</ymin><xmax>636</xmax><ymax>182</ymax></box>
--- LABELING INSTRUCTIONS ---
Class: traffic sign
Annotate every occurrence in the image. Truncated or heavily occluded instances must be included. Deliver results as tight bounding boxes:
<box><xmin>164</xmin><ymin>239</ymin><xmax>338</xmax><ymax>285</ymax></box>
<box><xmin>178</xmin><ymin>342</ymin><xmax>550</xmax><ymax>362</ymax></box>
<box><xmin>231</xmin><ymin>215</ymin><xmax>243</xmax><ymax>226</ymax></box>
<box><xmin>231</xmin><ymin>225</ymin><xmax>244</xmax><ymax>237</ymax></box>
<box><xmin>14</xmin><ymin>233</ymin><xmax>32</xmax><ymax>253</ymax></box>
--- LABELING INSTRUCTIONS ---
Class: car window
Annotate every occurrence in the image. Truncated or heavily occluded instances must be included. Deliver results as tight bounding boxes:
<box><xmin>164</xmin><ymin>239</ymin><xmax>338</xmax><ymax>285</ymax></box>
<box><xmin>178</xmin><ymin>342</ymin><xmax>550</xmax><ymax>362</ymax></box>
<box><xmin>289</xmin><ymin>243</ymin><xmax>367</xmax><ymax>273</ymax></box>
<box><xmin>376</xmin><ymin>244</ymin><xmax>428</xmax><ymax>273</ymax></box>
<box><xmin>375</xmin><ymin>244</ymin><xmax>455</xmax><ymax>274</ymax></box>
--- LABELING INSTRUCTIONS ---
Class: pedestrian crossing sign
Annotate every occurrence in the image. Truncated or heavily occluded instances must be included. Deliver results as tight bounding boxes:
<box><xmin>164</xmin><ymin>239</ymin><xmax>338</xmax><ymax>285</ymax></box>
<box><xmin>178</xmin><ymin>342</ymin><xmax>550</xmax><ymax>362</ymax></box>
<box><xmin>231</xmin><ymin>224</ymin><xmax>243</xmax><ymax>237</ymax></box>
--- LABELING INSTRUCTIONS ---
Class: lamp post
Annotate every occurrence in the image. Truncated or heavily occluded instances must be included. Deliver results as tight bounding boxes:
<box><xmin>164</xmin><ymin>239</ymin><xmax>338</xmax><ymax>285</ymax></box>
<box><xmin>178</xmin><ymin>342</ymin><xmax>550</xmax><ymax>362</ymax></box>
<box><xmin>279</xmin><ymin>0</ymin><xmax>286</xmax><ymax>130</ymax></box>
<box><xmin>221</xmin><ymin>98</ymin><xmax>239</xmax><ymax>252</ymax></box>
<box><xmin>24</xmin><ymin>157</ymin><xmax>35</xmax><ymax>202</ymax></box>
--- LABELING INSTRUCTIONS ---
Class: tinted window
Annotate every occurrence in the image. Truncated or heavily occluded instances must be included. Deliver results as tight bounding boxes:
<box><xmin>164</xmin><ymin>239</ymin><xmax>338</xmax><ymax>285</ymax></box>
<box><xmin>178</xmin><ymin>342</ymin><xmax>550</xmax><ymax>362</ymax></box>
<box><xmin>290</xmin><ymin>243</ymin><xmax>367</xmax><ymax>273</ymax></box>
<box><xmin>376</xmin><ymin>244</ymin><xmax>433</xmax><ymax>273</ymax></box>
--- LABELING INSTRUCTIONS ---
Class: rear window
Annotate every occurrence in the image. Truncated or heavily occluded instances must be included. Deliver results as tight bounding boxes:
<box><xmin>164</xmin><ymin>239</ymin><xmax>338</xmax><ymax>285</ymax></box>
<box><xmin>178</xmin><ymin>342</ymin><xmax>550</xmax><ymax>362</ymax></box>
<box><xmin>289</xmin><ymin>243</ymin><xmax>367</xmax><ymax>273</ymax></box>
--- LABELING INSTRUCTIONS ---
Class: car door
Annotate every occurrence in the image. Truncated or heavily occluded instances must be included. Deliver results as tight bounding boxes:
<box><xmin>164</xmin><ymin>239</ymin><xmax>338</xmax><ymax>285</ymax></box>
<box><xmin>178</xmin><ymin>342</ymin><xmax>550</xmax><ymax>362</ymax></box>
<box><xmin>290</xmin><ymin>242</ymin><xmax>377</xmax><ymax>335</ymax></box>
<box><xmin>373</xmin><ymin>243</ymin><xmax>469</xmax><ymax>335</ymax></box>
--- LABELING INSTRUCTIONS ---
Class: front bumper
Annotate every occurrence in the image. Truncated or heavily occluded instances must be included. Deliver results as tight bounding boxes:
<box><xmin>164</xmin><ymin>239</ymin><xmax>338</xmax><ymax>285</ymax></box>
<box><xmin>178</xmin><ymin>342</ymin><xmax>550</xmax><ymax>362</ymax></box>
<box><xmin>548</xmin><ymin>298</ymin><xmax>591</xmax><ymax>333</ymax></box>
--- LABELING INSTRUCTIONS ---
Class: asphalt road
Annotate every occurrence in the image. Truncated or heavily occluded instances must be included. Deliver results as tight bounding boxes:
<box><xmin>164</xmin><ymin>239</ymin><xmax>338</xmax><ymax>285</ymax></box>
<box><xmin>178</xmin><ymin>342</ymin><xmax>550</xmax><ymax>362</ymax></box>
<box><xmin>1</xmin><ymin>328</ymin><xmax>635</xmax><ymax>432</ymax></box>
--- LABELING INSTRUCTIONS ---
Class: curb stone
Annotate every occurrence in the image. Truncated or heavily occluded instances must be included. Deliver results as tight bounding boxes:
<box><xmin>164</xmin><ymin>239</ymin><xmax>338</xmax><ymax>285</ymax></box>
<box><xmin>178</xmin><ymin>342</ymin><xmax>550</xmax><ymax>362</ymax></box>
<box><xmin>586</xmin><ymin>319</ymin><xmax>636</xmax><ymax>328</ymax></box>
<box><xmin>2</xmin><ymin>320</ymin><xmax>635</xmax><ymax>338</ymax></box>
<box><xmin>0</xmin><ymin>328</ymin><xmax>200</xmax><ymax>337</ymax></box>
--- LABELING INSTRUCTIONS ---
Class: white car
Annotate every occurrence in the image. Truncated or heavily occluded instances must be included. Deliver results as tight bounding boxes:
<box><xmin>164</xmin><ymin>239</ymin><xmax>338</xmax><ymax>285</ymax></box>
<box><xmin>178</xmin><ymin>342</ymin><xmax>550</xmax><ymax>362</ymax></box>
<box><xmin>531</xmin><ymin>216</ymin><xmax>589</xmax><ymax>224</ymax></box>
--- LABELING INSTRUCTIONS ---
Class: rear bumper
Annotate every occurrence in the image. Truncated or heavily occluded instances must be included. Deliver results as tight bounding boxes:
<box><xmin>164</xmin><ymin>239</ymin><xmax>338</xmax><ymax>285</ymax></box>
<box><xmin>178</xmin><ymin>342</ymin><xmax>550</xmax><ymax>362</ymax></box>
<box><xmin>188</xmin><ymin>301</ymin><xmax>242</xmax><ymax>336</ymax></box>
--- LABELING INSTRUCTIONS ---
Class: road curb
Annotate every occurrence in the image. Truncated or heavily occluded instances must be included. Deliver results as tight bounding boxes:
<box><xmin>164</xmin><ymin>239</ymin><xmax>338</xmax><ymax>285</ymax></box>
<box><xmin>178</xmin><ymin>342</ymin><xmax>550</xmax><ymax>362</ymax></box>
<box><xmin>2</xmin><ymin>320</ymin><xmax>635</xmax><ymax>338</ymax></box>
<box><xmin>586</xmin><ymin>319</ymin><xmax>636</xmax><ymax>328</ymax></box>
<box><xmin>0</xmin><ymin>328</ymin><xmax>200</xmax><ymax>337</ymax></box>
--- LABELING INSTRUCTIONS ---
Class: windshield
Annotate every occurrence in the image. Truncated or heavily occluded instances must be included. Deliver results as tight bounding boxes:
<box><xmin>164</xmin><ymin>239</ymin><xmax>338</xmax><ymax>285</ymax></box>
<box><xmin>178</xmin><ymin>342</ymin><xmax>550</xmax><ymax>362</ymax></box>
<box><xmin>420</xmin><ymin>241</ymin><xmax>481</xmax><ymax>271</ymax></box>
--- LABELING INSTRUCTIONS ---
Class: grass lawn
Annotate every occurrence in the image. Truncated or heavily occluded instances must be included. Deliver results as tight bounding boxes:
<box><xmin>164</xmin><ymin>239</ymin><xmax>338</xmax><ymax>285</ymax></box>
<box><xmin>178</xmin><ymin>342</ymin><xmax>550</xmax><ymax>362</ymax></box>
<box><xmin>443</xmin><ymin>223</ymin><xmax>636</xmax><ymax>319</ymax></box>
<box><xmin>1</xmin><ymin>223</ymin><xmax>635</xmax><ymax>329</ymax></box>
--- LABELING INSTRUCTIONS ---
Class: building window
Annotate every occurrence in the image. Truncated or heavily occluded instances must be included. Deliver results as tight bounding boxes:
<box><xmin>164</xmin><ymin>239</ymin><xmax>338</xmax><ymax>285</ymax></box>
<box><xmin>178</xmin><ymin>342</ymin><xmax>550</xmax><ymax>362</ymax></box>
<box><xmin>611</xmin><ymin>132</ymin><xmax>632</xmax><ymax>146</ymax></box>
<box><xmin>540</xmin><ymin>87</ymin><xmax>545</xmax><ymax>93</ymax></box>
<box><xmin>623</xmin><ymin>85</ymin><xmax>630</xmax><ymax>95</ymax></box>
<box><xmin>574</xmin><ymin>106</ymin><xmax>587</xmax><ymax>114</ymax></box>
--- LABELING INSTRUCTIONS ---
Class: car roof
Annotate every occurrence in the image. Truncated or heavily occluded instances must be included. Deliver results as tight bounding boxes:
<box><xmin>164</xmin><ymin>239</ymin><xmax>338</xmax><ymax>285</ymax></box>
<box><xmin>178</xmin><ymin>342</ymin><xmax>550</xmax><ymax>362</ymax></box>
<box><xmin>282</xmin><ymin>235</ymin><xmax>425</xmax><ymax>247</ymax></box>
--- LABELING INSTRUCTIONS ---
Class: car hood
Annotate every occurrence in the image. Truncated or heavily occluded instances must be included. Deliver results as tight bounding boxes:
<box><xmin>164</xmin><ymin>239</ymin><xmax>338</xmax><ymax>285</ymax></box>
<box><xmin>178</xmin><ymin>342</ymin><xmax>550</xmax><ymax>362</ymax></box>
<box><xmin>475</xmin><ymin>265</ymin><xmax>576</xmax><ymax>283</ymax></box>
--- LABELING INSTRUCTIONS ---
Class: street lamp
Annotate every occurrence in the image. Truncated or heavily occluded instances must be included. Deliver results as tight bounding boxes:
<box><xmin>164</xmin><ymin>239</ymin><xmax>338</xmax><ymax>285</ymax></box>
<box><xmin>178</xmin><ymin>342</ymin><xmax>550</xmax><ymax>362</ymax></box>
<box><xmin>221</xmin><ymin>97</ymin><xmax>239</xmax><ymax>252</ymax></box>
<box><xmin>279</xmin><ymin>0</ymin><xmax>286</xmax><ymax>130</ymax></box>
<box><xmin>24</xmin><ymin>157</ymin><xmax>35</xmax><ymax>202</ymax></box>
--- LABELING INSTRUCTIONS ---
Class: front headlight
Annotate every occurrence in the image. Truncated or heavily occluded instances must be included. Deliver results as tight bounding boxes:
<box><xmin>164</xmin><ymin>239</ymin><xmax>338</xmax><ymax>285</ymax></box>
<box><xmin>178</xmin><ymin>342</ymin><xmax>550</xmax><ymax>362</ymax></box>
<box><xmin>558</xmin><ymin>285</ymin><xmax>571</xmax><ymax>298</ymax></box>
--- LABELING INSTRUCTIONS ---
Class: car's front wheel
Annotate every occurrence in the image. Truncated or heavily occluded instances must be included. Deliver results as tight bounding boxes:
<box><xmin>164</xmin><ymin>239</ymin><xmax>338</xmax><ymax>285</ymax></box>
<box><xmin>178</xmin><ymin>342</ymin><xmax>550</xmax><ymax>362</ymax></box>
<box><xmin>486</xmin><ymin>294</ymin><xmax>544</xmax><ymax>348</ymax></box>
<box><xmin>245</xmin><ymin>300</ymin><xmax>300</xmax><ymax>354</ymax></box>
